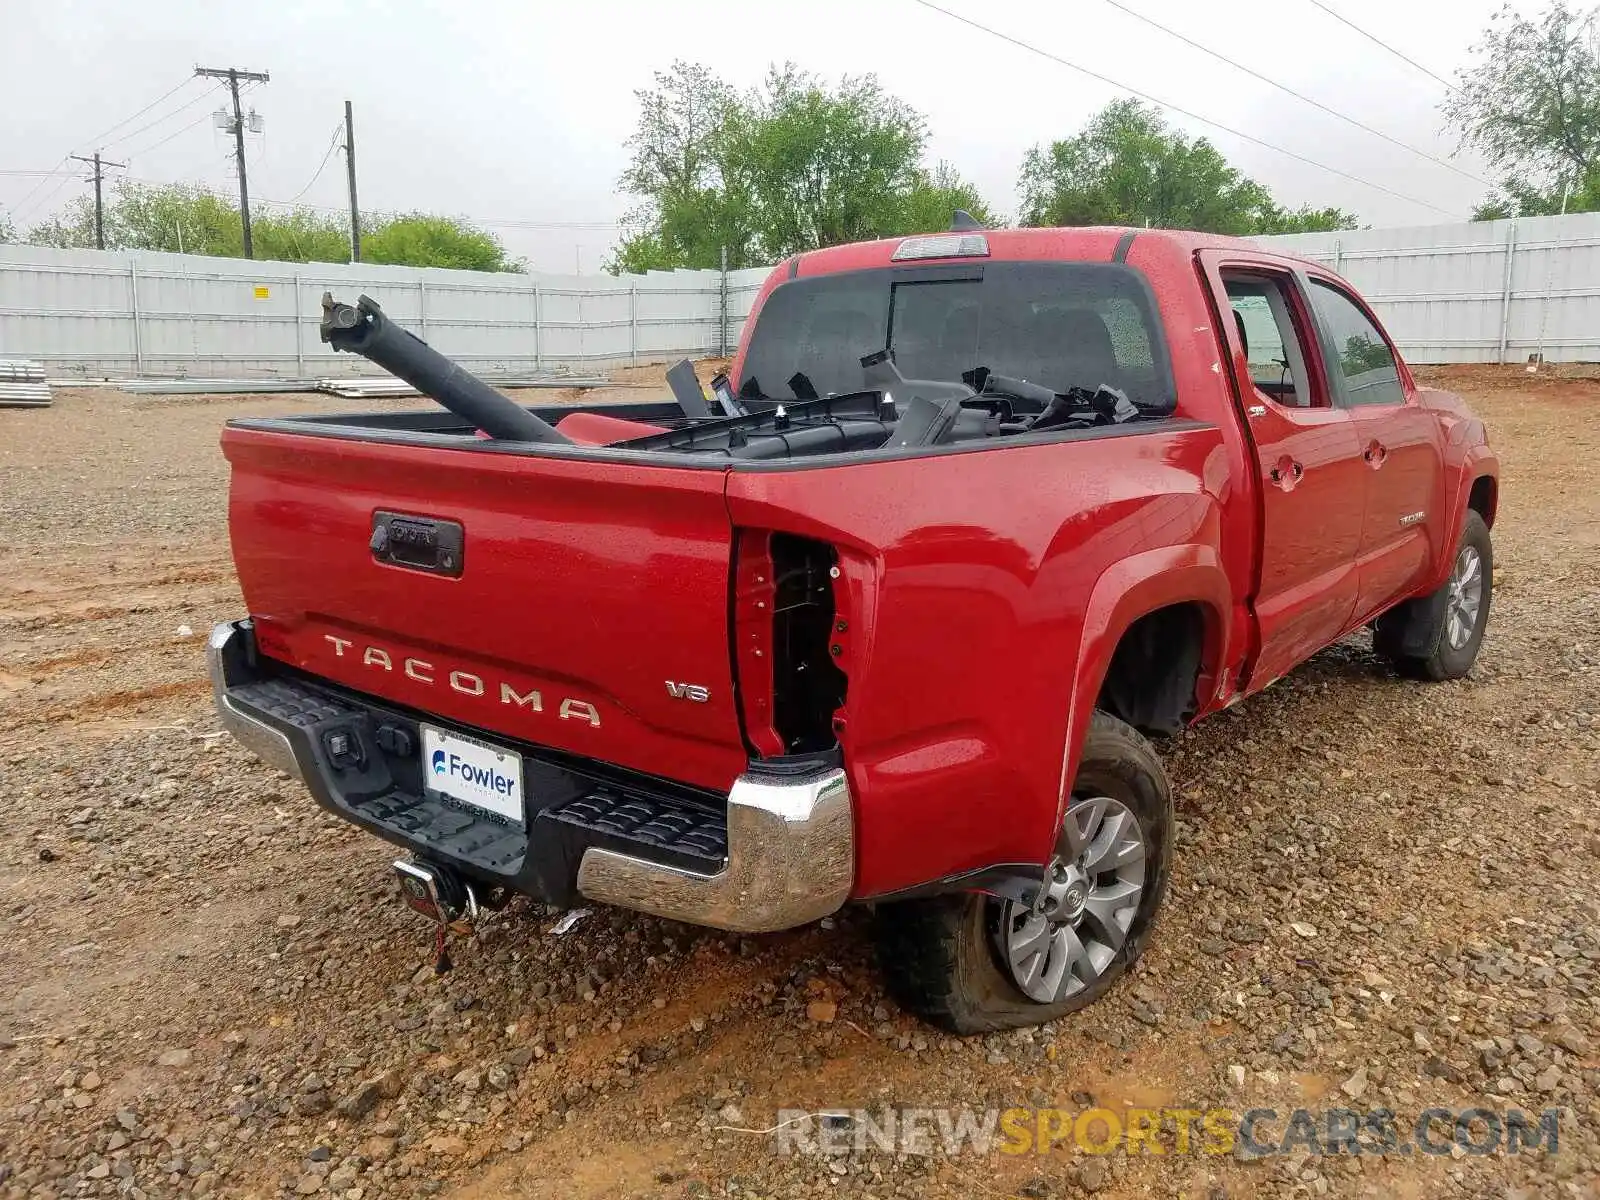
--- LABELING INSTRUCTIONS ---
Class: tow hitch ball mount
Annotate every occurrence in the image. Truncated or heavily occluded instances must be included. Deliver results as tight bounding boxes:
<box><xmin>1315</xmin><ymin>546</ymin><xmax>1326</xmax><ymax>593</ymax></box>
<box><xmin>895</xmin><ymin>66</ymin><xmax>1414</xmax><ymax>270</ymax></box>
<box><xmin>392</xmin><ymin>859</ymin><xmax>480</xmax><ymax>973</ymax></box>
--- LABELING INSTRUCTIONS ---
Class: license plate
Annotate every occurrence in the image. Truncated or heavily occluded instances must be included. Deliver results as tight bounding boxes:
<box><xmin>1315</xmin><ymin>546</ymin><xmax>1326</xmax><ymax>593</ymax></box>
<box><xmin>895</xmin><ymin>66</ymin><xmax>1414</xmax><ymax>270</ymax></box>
<box><xmin>421</xmin><ymin>725</ymin><xmax>524</xmax><ymax>824</ymax></box>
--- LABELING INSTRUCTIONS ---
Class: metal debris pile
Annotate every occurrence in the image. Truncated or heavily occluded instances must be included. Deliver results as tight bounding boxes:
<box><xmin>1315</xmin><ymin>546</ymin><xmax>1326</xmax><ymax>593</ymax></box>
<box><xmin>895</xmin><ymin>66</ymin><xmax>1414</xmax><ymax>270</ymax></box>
<box><xmin>0</xmin><ymin>359</ymin><xmax>50</xmax><ymax>407</ymax></box>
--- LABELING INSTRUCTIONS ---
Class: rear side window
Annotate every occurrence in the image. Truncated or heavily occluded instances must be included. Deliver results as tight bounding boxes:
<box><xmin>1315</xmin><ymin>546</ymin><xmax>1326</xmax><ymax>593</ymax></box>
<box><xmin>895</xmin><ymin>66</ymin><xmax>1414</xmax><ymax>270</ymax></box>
<box><xmin>740</xmin><ymin>262</ymin><xmax>1175</xmax><ymax>412</ymax></box>
<box><xmin>1308</xmin><ymin>280</ymin><xmax>1404</xmax><ymax>407</ymax></box>
<box><xmin>1223</xmin><ymin>276</ymin><xmax>1320</xmax><ymax>408</ymax></box>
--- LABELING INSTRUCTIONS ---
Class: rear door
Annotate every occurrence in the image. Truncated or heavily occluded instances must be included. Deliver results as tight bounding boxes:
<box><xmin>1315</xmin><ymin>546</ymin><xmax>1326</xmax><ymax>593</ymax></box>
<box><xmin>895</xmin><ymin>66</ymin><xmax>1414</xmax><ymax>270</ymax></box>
<box><xmin>221</xmin><ymin>426</ymin><xmax>749</xmax><ymax>792</ymax></box>
<box><xmin>1199</xmin><ymin>253</ymin><xmax>1366</xmax><ymax>690</ymax></box>
<box><xmin>1303</xmin><ymin>276</ymin><xmax>1445</xmax><ymax>621</ymax></box>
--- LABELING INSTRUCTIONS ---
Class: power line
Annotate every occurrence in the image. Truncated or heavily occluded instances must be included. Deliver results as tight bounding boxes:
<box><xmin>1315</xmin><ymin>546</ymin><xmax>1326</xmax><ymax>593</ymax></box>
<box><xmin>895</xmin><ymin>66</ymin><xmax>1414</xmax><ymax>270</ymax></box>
<box><xmin>82</xmin><ymin>78</ymin><xmax>204</xmax><ymax>149</ymax></box>
<box><xmin>287</xmin><ymin>125</ymin><xmax>345</xmax><ymax>204</ymax></box>
<box><xmin>1098</xmin><ymin>0</ymin><xmax>1490</xmax><ymax>186</ymax></box>
<box><xmin>8</xmin><ymin>159</ymin><xmax>75</xmax><ymax>223</ymax></box>
<box><xmin>909</xmin><ymin>0</ymin><xmax>1463</xmax><ymax>218</ymax></box>
<box><xmin>100</xmin><ymin>82</ymin><xmax>227</xmax><ymax>152</ymax></box>
<box><xmin>1302</xmin><ymin>0</ymin><xmax>1457</xmax><ymax>91</ymax></box>
<box><xmin>11</xmin><ymin>75</ymin><xmax>622</xmax><ymax>238</ymax></box>
<box><xmin>120</xmin><ymin>100</ymin><xmax>224</xmax><ymax>160</ymax></box>
<box><xmin>9</xmin><ymin>166</ymin><xmax>93</xmax><ymax>231</ymax></box>
<box><xmin>7</xmin><ymin>78</ymin><xmax>200</xmax><ymax>222</ymax></box>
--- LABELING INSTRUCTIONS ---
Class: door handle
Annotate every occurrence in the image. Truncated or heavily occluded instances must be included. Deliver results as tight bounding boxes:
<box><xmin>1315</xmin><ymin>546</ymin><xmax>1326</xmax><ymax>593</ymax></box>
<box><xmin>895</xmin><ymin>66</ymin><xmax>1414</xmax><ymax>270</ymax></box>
<box><xmin>1269</xmin><ymin>460</ymin><xmax>1304</xmax><ymax>488</ymax></box>
<box><xmin>1363</xmin><ymin>440</ymin><xmax>1388</xmax><ymax>466</ymax></box>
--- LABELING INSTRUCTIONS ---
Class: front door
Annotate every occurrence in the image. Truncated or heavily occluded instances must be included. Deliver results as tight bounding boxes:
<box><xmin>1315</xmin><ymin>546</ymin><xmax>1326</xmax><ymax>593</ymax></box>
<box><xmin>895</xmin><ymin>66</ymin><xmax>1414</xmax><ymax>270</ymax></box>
<box><xmin>1304</xmin><ymin>277</ymin><xmax>1445</xmax><ymax>621</ymax></box>
<box><xmin>1202</xmin><ymin>259</ymin><xmax>1367</xmax><ymax>691</ymax></box>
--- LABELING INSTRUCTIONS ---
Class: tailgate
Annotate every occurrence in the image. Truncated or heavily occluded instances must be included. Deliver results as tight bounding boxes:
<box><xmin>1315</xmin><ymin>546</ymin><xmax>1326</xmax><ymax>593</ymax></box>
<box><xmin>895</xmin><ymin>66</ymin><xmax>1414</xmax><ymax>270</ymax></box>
<box><xmin>222</xmin><ymin>428</ymin><xmax>746</xmax><ymax>791</ymax></box>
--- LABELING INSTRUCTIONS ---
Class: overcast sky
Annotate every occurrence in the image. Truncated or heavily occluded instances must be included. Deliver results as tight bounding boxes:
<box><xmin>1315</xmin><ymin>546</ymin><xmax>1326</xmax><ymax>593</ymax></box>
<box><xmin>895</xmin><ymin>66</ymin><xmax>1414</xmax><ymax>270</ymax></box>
<box><xmin>2</xmin><ymin>0</ymin><xmax>1515</xmax><ymax>272</ymax></box>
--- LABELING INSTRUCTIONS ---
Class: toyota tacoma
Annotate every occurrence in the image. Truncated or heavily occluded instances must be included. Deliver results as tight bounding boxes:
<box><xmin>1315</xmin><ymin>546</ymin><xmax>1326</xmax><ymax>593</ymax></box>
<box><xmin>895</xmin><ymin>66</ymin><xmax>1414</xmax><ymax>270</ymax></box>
<box><xmin>208</xmin><ymin>224</ymin><xmax>1498</xmax><ymax>1031</ymax></box>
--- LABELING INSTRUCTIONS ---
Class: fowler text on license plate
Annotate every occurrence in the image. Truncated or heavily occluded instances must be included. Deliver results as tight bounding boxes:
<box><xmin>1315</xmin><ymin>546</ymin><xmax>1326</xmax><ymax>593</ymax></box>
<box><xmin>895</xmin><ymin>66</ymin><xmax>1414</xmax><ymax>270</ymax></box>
<box><xmin>422</xmin><ymin>725</ymin><xmax>524</xmax><ymax>823</ymax></box>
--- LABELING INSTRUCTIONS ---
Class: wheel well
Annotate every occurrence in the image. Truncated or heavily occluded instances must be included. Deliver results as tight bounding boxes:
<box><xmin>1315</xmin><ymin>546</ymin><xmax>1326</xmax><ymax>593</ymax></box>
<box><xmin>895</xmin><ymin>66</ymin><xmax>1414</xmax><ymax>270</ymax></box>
<box><xmin>1096</xmin><ymin>603</ymin><xmax>1206</xmax><ymax>737</ymax></box>
<box><xmin>1468</xmin><ymin>475</ymin><xmax>1497</xmax><ymax>529</ymax></box>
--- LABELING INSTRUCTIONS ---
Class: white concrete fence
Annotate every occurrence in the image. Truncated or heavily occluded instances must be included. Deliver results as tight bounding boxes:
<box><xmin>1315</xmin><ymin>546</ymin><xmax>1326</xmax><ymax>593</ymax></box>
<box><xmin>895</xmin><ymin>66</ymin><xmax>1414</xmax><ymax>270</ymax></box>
<box><xmin>2</xmin><ymin>211</ymin><xmax>1598</xmax><ymax>378</ymax></box>
<box><xmin>1259</xmin><ymin>212</ymin><xmax>1600</xmax><ymax>364</ymax></box>
<box><xmin>0</xmin><ymin>244</ymin><xmax>770</xmax><ymax>379</ymax></box>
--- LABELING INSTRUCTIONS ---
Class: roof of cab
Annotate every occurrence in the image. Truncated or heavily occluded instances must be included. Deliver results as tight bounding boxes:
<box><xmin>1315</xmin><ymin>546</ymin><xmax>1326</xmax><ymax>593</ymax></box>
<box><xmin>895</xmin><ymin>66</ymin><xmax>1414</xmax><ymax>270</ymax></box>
<box><xmin>788</xmin><ymin>225</ymin><xmax>1325</xmax><ymax>278</ymax></box>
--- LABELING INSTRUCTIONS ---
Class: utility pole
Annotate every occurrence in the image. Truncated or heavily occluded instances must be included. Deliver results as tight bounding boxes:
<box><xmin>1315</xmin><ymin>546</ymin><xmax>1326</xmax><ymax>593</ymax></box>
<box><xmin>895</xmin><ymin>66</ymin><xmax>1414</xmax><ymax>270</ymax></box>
<box><xmin>194</xmin><ymin>65</ymin><xmax>269</xmax><ymax>257</ymax></box>
<box><xmin>343</xmin><ymin>100</ymin><xmax>360</xmax><ymax>262</ymax></box>
<box><xmin>69</xmin><ymin>151</ymin><xmax>126</xmax><ymax>250</ymax></box>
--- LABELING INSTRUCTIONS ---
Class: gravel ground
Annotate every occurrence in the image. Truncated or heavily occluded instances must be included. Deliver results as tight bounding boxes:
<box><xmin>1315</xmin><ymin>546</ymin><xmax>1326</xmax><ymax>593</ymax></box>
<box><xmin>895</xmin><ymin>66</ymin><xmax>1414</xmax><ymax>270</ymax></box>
<box><xmin>1</xmin><ymin>365</ymin><xmax>1596</xmax><ymax>1199</ymax></box>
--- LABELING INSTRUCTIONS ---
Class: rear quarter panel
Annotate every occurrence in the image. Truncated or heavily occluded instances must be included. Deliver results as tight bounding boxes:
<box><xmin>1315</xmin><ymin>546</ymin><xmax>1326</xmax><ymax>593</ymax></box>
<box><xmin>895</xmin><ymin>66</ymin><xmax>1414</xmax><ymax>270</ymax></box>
<box><xmin>726</xmin><ymin>424</ymin><xmax>1234</xmax><ymax>897</ymax></box>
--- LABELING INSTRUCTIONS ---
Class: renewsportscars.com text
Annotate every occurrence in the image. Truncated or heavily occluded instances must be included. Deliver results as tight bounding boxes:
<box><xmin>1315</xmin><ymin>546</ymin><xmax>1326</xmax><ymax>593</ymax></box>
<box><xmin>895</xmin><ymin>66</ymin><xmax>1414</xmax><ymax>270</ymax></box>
<box><xmin>772</xmin><ymin>1105</ymin><xmax>1564</xmax><ymax>1159</ymax></box>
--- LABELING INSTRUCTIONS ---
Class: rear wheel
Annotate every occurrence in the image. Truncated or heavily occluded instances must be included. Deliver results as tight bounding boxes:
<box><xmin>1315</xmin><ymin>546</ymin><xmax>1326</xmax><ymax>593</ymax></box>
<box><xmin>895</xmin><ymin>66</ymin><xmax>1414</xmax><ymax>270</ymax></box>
<box><xmin>1374</xmin><ymin>511</ymin><xmax>1492</xmax><ymax>681</ymax></box>
<box><xmin>875</xmin><ymin>712</ymin><xmax>1172</xmax><ymax>1033</ymax></box>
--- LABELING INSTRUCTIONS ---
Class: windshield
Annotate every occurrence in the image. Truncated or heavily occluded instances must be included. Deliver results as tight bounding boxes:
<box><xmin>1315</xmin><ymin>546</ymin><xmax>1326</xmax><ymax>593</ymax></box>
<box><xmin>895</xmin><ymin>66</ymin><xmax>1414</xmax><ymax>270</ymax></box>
<box><xmin>738</xmin><ymin>261</ymin><xmax>1175</xmax><ymax>412</ymax></box>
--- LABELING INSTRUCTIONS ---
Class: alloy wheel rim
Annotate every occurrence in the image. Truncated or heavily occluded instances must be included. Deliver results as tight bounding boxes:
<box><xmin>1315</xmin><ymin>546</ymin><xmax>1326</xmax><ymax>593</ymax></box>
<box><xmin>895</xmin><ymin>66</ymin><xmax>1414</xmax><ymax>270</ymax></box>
<box><xmin>1445</xmin><ymin>545</ymin><xmax>1484</xmax><ymax>651</ymax></box>
<box><xmin>994</xmin><ymin>795</ymin><xmax>1147</xmax><ymax>1003</ymax></box>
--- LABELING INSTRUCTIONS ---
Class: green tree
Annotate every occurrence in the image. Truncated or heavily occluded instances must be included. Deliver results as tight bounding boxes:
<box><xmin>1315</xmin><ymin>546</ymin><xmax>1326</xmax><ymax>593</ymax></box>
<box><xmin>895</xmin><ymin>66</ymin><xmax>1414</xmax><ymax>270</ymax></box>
<box><xmin>363</xmin><ymin>213</ymin><xmax>522</xmax><ymax>272</ymax></box>
<box><xmin>25</xmin><ymin>196</ymin><xmax>97</xmax><ymax>248</ymax></box>
<box><xmin>1019</xmin><ymin>100</ymin><xmax>1358</xmax><ymax>235</ymax></box>
<box><xmin>21</xmin><ymin>183</ymin><xmax>521</xmax><ymax>270</ymax></box>
<box><xmin>253</xmin><ymin>209</ymin><xmax>353</xmax><ymax>263</ymax></box>
<box><xmin>897</xmin><ymin>161</ymin><xmax>998</xmax><ymax>234</ymax></box>
<box><xmin>0</xmin><ymin>212</ymin><xmax>14</xmax><ymax>244</ymax></box>
<box><xmin>24</xmin><ymin>182</ymin><xmax>348</xmax><ymax>259</ymax></box>
<box><xmin>739</xmin><ymin>65</ymin><xmax>927</xmax><ymax>256</ymax></box>
<box><xmin>606</xmin><ymin>229</ymin><xmax>672</xmax><ymax>275</ymax></box>
<box><xmin>610</xmin><ymin>61</ymin><xmax>756</xmax><ymax>272</ymax></box>
<box><xmin>109</xmin><ymin>183</ymin><xmax>246</xmax><ymax>255</ymax></box>
<box><xmin>608</xmin><ymin>60</ymin><xmax>996</xmax><ymax>272</ymax></box>
<box><xmin>1470</xmin><ymin>168</ymin><xmax>1600</xmax><ymax>218</ymax></box>
<box><xmin>608</xmin><ymin>182</ymin><xmax>758</xmax><ymax>275</ymax></box>
<box><xmin>1447</xmin><ymin>1</ymin><xmax>1600</xmax><ymax>215</ymax></box>
<box><xmin>1256</xmin><ymin>203</ymin><xmax>1362</xmax><ymax>234</ymax></box>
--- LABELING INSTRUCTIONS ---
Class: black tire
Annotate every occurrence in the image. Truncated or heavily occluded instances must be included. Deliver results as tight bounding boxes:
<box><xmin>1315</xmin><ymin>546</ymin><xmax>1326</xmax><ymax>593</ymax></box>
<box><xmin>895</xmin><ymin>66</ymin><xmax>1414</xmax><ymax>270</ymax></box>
<box><xmin>874</xmin><ymin>711</ymin><xmax>1173</xmax><ymax>1034</ymax></box>
<box><xmin>1373</xmin><ymin>510</ymin><xmax>1492</xmax><ymax>681</ymax></box>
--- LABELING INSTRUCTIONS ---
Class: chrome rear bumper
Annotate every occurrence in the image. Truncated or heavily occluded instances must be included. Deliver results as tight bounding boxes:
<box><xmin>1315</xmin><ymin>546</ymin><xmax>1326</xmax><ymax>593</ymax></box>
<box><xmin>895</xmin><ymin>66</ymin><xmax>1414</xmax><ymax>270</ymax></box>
<box><xmin>208</xmin><ymin>620</ymin><xmax>855</xmax><ymax>933</ymax></box>
<box><xmin>208</xmin><ymin>623</ymin><xmax>302</xmax><ymax>782</ymax></box>
<box><xmin>575</xmin><ymin>766</ymin><xmax>854</xmax><ymax>933</ymax></box>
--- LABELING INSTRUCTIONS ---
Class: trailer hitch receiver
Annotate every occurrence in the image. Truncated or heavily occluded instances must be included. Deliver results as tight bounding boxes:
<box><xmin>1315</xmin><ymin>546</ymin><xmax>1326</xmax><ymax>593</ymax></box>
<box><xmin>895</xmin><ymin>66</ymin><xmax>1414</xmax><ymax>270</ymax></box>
<box><xmin>392</xmin><ymin>859</ymin><xmax>480</xmax><ymax>936</ymax></box>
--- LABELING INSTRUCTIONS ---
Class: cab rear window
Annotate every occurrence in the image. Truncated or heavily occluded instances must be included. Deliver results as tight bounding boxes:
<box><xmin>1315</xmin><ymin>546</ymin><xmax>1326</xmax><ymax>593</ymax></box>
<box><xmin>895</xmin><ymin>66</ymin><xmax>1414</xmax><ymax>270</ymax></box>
<box><xmin>739</xmin><ymin>261</ymin><xmax>1176</xmax><ymax>412</ymax></box>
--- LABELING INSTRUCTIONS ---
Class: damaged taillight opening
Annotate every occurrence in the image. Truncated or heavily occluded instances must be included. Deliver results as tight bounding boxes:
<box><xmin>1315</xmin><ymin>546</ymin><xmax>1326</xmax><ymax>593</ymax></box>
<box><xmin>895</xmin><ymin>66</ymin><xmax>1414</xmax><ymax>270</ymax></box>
<box><xmin>733</xmin><ymin>531</ymin><xmax>848</xmax><ymax>757</ymax></box>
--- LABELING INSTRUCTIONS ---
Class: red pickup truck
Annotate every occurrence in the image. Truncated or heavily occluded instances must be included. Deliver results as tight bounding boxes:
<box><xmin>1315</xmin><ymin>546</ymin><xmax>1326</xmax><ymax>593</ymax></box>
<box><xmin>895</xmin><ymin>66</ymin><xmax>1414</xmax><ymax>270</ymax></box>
<box><xmin>209</xmin><ymin>225</ymin><xmax>1497</xmax><ymax>1032</ymax></box>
